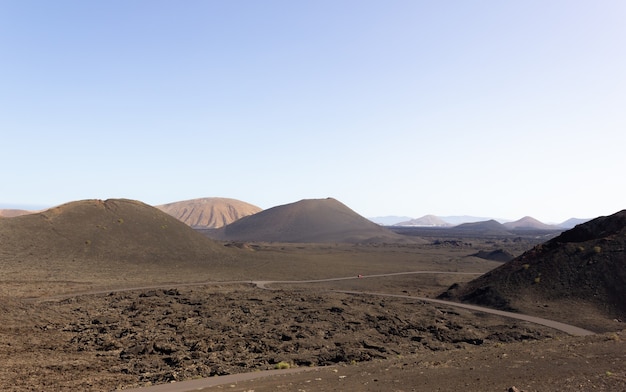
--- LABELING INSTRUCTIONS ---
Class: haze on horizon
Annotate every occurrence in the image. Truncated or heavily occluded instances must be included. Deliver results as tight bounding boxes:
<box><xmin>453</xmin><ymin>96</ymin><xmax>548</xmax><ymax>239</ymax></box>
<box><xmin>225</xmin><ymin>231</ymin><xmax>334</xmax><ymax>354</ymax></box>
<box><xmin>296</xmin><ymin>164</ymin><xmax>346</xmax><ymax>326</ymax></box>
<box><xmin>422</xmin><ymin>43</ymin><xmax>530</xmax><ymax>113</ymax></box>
<box><xmin>1</xmin><ymin>1</ymin><xmax>624</xmax><ymax>223</ymax></box>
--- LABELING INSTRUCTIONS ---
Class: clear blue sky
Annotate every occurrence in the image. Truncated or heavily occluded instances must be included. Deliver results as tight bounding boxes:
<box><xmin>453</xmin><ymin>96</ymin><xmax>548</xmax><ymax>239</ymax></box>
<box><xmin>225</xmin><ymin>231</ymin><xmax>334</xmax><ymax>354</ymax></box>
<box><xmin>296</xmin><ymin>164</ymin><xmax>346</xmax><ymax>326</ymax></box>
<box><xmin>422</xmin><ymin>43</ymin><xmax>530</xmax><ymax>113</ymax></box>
<box><xmin>1</xmin><ymin>1</ymin><xmax>624</xmax><ymax>222</ymax></box>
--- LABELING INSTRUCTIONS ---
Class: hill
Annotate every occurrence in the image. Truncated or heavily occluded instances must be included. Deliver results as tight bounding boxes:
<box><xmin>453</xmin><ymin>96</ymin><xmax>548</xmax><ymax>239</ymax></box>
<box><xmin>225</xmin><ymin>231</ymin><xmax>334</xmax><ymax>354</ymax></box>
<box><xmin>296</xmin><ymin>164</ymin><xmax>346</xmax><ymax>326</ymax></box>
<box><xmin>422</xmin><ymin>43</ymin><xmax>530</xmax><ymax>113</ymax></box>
<box><xmin>453</xmin><ymin>219</ymin><xmax>511</xmax><ymax>235</ymax></box>
<box><xmin>503</xmin><ymin>216</ymin><xmax>561</xmax><ymax>231</ymax></box>
<box><xmin>208</xmin><ymin>198</ymin><xmax>421</xmax><ymax>243</ymax></box>
<box><xmin>396</xmin><ymin>215</ymin><xmax>451</xmax><ymax>227</ymax></box>
<box><xmin>440</xmin><ymin>215</ymin><xmax>495</xmax><ymax>225</ymax></box>
<box><xmin>156</xmin><ymin>197</ymin><xmax>261</xmax><ymax>229</ymax></box>
<box><xmin>559</xmin><ymin>217</ymin><xmax>591</xmax><ymax>229</ymax></box>
<box><xmin>442</xmin><ymin>209</ymin><xmax>626</xmax><ymax>331</ymax></box>
<box><xmin>471</xmin><ymin>249</ymin><xmax>515</xmax><ymax>262</ymax></box>
<box><xmin>0</xmin><ymin>209</ymin><xmax>35</xmax><ymax>218</ymax></box>
<box><xmin>0</xmin><ymin>199</ymin><xmax>230</xmax><ymax>264</ymax></box>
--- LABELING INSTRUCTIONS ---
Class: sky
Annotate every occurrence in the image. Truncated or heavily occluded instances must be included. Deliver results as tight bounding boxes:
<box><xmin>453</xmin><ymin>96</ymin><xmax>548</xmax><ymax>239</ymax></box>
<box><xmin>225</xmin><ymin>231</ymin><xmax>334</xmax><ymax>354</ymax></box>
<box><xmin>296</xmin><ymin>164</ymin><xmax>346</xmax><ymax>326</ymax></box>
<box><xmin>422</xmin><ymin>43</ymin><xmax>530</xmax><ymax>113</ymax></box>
<box><xmin>1</xmin><ymin>1</ymin><xmax>625</xmax><ymax>223</ymax></box>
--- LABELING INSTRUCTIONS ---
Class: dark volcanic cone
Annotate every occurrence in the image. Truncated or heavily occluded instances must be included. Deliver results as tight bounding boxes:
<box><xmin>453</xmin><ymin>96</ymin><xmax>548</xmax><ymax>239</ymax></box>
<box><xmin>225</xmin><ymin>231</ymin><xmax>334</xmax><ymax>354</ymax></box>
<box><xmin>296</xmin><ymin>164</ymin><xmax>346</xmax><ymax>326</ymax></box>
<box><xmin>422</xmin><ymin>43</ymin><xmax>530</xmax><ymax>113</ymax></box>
<box><xmin>453</xmin><ymin>219</ymin><xmax>511</xmax><ymax>235</ymax></box>
<box><xmin>209</xmin><ymin>198</ymin><xmax>422</xmax><ymax>243</ymax></box>
<box><xmin>471</xmin><ymin>249</ymin><xmax>515</xmax><ymax>263</ymax></box>
<box><xmin>0</xmin><ymin>199</ymin><xmax>230</xmax><ymax>264</ymax></box>
<box><xmin>442</xmin><ymin>209</ymin><xmax>626</xmax><ymax>321</ymax></box>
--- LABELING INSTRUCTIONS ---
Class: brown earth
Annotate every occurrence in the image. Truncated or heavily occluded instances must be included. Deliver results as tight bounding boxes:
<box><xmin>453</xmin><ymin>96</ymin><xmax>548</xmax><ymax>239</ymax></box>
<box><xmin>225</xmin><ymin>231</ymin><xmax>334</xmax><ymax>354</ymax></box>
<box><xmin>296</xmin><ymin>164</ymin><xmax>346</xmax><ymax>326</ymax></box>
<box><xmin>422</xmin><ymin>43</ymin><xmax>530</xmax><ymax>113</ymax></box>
<box><xmin>0</xmin><ymin>199</ymin><xmax>230</xmax><ymax>262</ymax></box>
<box><xmin>0</xmin><ymin>208</ymin><xmax>36</xmax><ymax>218</ymax></box>
<box><xmin>155</xmin><ymin>198</ymin><xmax>262</xmax><ymax>229</ymax></box>
<box><xmin>1</xmin><ymin>200</ymin><xmax>625</xmax><ymax>391</ymax></box>
<box><xmin>195</xmin><ymin>330</ymin><xmax>626</xmax><ymax>392</ymax></box>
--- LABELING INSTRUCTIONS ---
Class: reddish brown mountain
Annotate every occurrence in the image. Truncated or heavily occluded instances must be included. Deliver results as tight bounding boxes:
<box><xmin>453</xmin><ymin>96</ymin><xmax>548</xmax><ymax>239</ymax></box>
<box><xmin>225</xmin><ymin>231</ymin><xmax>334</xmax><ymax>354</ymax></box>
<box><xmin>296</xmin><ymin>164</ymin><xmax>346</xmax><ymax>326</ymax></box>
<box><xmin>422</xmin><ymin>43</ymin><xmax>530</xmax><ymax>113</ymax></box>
<box><xmin>156</xmin><ymin>197</ymin><xmax>261</xmax><ymax>229</ymax></box>
<box><xmin>209</xmin><ymin>198</ymin><xmax>421</xmax><ymax>243</ymax></box>
<box><xmin>0</xmin><ymin>199</ymin><xmax>230</xmax><ymax>264</ymax></box>
<box><xmin>442</xmin><ymin>209</ymin><xmax>626</xmax><ymax>330</ymax></box>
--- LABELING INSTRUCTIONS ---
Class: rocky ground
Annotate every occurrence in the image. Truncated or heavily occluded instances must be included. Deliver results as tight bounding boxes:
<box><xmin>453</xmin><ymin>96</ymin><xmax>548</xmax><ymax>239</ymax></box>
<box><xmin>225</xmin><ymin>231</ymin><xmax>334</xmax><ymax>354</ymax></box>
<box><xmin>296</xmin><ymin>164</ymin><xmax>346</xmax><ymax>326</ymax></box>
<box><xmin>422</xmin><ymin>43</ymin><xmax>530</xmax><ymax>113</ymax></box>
<box><xmin>200</xmin><ymin>329</ymin><xmax>626</xmax><ymax>392</ymax></box>
<box><xmin>0</xmin><ymin>285</ymin><xmax>626</xmax><ymax>391</ymax></box>
<box><xmin>0</xmin><ymin>284</ymin><xmax>589</xmax><ymax>391</ymax></box>
<box><xmin>1</xmin><ymin>228</ymin><xmax>623</xmax><ymax>391</ymax></box>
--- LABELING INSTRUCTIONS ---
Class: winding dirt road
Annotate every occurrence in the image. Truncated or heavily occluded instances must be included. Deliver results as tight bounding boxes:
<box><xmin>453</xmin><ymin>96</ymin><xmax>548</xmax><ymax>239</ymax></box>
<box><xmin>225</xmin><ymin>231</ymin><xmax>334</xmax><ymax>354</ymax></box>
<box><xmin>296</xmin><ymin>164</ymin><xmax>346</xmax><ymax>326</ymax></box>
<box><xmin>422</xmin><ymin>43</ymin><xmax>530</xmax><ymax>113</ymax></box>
<box><xmin>249</xmin><ymin>272</ymin><xmax>594</xmax><ymax>336</ymax></box>
<box><xmin>34</xmin><ymin>270</ymin><xmax>594</xmax><ymax>336</ymax></box>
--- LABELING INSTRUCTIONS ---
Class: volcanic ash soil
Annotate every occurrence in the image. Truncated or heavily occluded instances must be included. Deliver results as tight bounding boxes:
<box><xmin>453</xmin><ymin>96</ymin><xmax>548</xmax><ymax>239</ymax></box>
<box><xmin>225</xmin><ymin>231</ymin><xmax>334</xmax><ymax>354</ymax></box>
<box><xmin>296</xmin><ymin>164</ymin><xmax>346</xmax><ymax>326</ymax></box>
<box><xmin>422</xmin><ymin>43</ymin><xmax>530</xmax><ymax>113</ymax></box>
<box><xmin>1</xmin><ymin>285</ymin><xmax>565</xmax><ymax>391</ymax></box>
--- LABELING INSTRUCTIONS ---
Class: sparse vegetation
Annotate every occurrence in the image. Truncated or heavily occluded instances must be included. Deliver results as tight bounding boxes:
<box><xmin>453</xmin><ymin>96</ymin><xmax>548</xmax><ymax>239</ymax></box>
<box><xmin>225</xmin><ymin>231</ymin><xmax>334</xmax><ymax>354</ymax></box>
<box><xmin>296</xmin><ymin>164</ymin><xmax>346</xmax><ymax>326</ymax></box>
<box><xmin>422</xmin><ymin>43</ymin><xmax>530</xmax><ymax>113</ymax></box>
<box><xmin>274</xmin><ymin>361</ymin><xmax>291</xmax><ymax>369</ymax></box>
<box><xmin>608</xmin><ymin>333</ymin><xmax>621</xmax><ymax>342</ymax></box>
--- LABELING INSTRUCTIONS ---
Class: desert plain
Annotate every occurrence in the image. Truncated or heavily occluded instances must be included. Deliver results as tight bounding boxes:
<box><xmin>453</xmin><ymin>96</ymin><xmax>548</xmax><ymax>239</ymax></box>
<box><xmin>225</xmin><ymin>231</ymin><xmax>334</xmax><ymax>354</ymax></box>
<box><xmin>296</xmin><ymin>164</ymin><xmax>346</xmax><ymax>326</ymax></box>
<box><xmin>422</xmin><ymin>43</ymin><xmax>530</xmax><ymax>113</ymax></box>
<box><xmin>0</xmin><ymin>199</ymin><xmax>624</xmax><ymax>391</ymax></box>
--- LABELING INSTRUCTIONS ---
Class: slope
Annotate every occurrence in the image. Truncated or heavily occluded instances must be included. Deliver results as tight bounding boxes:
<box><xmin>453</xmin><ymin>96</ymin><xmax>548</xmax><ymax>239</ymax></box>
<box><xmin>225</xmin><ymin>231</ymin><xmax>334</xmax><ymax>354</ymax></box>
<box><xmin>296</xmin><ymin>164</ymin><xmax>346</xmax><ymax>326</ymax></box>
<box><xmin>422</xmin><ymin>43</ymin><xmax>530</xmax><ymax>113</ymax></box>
<box><xmin>453</xmin><ymin>219</ymin><xmax>511</xmax><ymax>235</ymax></box>
<box><xmin>0</xmin><ymin>198</ymin><xmax>230</xmax><ymax>264</ymax></box>
<box><xmin>0</xmin><ymin>209</ymin><xmax>35</xmax><ymax>218</ymax></box>
<box><xmin>209</xmin><ymin>198</ymin><xmax>421</xmax><ymax>243</ymax></box>
<box><xmin>156</xmin><ymin>197</ymin><xmax>261</xmax><ymax>229</ymax></box>
<box><xmin>442</xmin><ymin>209</ymin><xmax>626</xmax><ymax>331</ymax></box>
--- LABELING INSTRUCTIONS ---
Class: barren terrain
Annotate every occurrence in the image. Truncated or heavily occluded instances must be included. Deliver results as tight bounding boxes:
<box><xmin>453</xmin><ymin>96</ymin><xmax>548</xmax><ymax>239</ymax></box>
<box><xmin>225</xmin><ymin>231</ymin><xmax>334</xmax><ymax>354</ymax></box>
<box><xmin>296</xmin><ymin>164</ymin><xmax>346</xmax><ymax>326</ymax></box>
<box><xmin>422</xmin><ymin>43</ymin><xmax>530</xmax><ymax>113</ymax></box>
<box><xmin>1</xmin><ymin>200</ymin><xmax>624</xmax><ymax>391</ymax></box>
<box><xmin>1</xmin><ymin>241</ymin><xmax>624</xmax><ymax>391</ymax></box>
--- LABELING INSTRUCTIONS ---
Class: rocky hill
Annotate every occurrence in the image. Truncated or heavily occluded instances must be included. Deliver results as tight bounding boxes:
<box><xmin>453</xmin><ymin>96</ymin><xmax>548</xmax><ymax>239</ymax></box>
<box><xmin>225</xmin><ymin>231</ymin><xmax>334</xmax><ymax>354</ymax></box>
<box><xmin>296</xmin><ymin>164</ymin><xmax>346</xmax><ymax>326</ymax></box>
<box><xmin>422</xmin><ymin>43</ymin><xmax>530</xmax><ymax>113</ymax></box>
<box><xmin>442</xmin><ymin>209</ymin><xmax>626</xmax><ymax>330</ymax></box>
<box><xmin>0</xmin><ymin>199</ymin><xmax>230</xmax><ymax>264</ymax></box>
<box><xmin>208</xmin><ymin>198</ymin><xmax>421</xmax><ymax>243</ymax></box>
<box><xmin>156</xmin><ymin>197</ymin><xmax>261</xmax><ymax>229</ymax></box>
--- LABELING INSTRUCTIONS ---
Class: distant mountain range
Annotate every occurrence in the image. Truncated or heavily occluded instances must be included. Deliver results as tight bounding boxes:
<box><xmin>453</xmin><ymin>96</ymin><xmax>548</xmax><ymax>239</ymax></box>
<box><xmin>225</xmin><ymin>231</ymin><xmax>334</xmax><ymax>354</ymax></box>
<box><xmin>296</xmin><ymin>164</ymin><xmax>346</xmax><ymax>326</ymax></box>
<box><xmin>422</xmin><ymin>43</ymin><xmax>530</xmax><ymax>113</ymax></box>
<box><xmin>372</xmin><ymin>214</ymin><xmax>590</xmax><ymax>229</ymax></box>
<box><xmin>2</xmin><ymin>198</ymin><xmax>593</xmax><ymax>233</ymax></box>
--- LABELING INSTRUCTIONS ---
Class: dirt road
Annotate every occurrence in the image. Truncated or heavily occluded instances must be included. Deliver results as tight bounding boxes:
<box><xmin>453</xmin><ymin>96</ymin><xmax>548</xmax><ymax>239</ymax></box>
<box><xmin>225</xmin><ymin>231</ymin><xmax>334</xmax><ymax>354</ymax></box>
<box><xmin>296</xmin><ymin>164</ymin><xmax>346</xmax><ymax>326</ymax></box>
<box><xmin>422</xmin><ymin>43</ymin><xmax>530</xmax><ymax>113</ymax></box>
<box><xmin>33</xmin><ymin>271</ymin><xmax>594</xmax><ymax>337</ymax></box>
<box><xmin>249</xmin><ymin>272</ymin><xmax>594</xmax><ymax>336</ymax></box>
<box><xmin>121</xmin><ymin>367</ymin><xmax>322</xmax><ymax>392</ymax></box>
